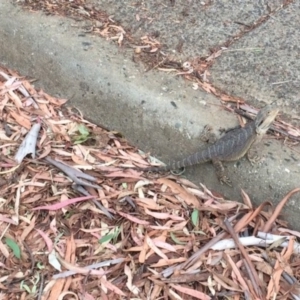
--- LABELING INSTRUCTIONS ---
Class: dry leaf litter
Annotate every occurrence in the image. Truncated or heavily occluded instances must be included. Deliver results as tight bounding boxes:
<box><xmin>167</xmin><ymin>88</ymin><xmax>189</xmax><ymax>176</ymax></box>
<box><xmin>1</xmin><ymin>65</ymin><xmax>300</xmax><ymax>300</ymax></box>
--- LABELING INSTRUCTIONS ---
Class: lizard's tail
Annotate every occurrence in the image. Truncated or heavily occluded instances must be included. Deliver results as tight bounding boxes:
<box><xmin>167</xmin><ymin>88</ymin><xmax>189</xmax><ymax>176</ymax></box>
<box><xmin>140</xmin><ymin>149</ymin><xmax>211</xmax><ymax>173</ymax></box>
<box><xmin>168</xmin><ymin>150</ymin><xmax>211</xmax><ymax>170</ymax></box>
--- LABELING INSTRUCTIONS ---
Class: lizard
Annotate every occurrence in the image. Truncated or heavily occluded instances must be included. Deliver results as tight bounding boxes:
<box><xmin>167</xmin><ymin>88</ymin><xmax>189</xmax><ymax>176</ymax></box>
<box><xmin>138</xmin><ymin>104</ymin><xmax>279</xmax><ymax>186</ymax></box>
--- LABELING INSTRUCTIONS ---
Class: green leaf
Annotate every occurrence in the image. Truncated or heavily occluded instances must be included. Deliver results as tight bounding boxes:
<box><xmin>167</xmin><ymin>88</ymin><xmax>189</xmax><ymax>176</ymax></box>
<box><xmin>31</xmin><ymin>285</ymin><xmax>37</xmax><ymax>294</ymax></box>
<box><xmin>77</xmin><ymin>124</ymin><xmax>89</xmax><ymax>136</ymax></box>
<box><xmin>72</xmin><ymin>124</ymin><xmax>91</xmax><ymax>144</ymax></box>
<box><xmin>73</xmin><ymin>136</ymin><xmax>89</xmax><ymax>144</ymax></box>
<box><xmin>191</xmin><ymin>209</ymin><xmax>199</xmax><ymax>227</ymax></box>
<box><xmin>99</xmin><ymin>227</ymin><xmax>121</xmax><ymax>244</ymax></box>
<box><xmin>20</xmin><ymin>281</ymin><xmax>31</xmax><ymax>293</ymax></box>
<box><xmin>170</xmin><ymin>232</ymin><xmax>186</xmax><ymax>245</ymax></box>
<box><xmin>99</xmin><ymin>233</ymin><xmax>115</xmax><ymax>244</ymax></box>
<box><xmin>5</xmin><ymin>237</ymin><xmax>21</xmax><ymax>259</ymax></box>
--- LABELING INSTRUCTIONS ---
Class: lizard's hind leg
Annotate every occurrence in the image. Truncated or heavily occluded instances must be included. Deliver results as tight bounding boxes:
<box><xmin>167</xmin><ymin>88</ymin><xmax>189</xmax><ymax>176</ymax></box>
<box><xmin>212</xmin><ymin>159</ymin><xmax>232</xmax><ymax>187</ymax></box>
<box><xmin>200</xmin><ymin>125</ymin><xmax>217</xmax><ymax>144</ymax></box>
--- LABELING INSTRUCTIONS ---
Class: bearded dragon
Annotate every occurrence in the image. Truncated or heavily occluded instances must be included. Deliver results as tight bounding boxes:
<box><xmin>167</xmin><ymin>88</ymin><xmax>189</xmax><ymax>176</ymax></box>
<box><xmin>140</xmin><ymin>105</ymin><xmax>279</xmax><ymax>186</ymax></box>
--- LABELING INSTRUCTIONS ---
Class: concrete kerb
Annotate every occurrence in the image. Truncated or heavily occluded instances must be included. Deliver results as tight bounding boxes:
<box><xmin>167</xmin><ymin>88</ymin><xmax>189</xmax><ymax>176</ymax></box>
<box><xmin>0</xmin><ymin>1</ymin><xmax>300</xmax><ymax>229</ymax></box>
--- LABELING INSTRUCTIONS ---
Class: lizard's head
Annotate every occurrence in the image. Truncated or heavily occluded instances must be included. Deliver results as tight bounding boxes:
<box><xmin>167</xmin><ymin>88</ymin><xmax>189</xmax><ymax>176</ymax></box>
<box><xmin>255</xmin><ymin>104</ymin><xmax>279</xmax><ymax>135</ymax></box>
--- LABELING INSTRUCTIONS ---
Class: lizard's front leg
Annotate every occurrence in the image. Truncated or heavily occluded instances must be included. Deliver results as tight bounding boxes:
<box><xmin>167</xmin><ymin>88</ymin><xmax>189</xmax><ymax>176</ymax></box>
<box><xmin>212</xmin><ymin>159</ymin><xmax>232</xmax><ymax>187</ymax></box>
<box><xmin>247</xmin><ymin>145</ymin><xmax>262</xmax><ymax>166</ymax></box>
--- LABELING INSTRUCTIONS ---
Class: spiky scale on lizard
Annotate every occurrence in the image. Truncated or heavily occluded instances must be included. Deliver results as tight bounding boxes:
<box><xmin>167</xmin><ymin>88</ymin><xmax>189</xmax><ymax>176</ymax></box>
<box><xmin>140</xmin><ymin>105</ymin><xmax>279</xmax><ymax>186</ymax></box>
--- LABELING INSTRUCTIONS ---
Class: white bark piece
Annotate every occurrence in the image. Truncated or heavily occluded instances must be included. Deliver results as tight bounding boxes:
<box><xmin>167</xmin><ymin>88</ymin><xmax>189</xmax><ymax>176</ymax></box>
<box><xmin>15</xmin><ymin>123</ymin><xmax>41</xmax><ymax>163</ymax></box>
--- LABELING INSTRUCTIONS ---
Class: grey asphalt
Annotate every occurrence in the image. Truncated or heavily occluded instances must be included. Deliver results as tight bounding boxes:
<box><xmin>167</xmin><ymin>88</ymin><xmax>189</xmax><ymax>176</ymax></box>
<box><xmin>1</xmin><ymin>1</ymin><xmax>300</xmax><ymax>228</ymax></box>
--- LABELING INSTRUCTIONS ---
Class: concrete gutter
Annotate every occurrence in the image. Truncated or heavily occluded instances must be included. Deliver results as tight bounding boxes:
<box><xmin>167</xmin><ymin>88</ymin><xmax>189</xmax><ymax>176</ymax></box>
<box><xmin>1</xmin><ymin>1</ymin><xmax>300</xmax><ymax>228</ymax></box>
